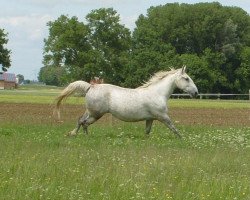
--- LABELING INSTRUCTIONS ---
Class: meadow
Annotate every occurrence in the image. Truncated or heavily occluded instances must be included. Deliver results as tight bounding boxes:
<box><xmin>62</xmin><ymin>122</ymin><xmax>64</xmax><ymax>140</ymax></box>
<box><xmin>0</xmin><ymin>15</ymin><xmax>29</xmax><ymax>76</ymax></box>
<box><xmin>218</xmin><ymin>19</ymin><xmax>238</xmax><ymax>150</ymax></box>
<box><xmin>0</xmin><ymin>85</ymin><xmax>249</xmax><ymax>200</ymax></box>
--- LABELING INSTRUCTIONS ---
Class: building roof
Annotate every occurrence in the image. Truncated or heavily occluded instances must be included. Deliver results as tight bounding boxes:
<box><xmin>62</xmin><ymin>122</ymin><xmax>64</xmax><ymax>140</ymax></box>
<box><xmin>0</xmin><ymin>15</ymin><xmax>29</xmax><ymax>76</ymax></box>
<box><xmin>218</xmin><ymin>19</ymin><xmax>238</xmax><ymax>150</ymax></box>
<box><xmin>0</xmin><ymin>73</ymin><xmax>16</xmax><ymax>82</ymax></box>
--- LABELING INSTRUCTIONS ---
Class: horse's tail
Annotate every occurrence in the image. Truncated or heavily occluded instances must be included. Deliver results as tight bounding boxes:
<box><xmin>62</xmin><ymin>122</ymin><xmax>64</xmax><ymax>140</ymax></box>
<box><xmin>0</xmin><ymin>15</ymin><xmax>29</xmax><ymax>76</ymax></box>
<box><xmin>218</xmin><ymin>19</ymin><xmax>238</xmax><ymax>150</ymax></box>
<box><xmin>55</xmin><ymin>81</ymin><xmax>91</xmax><ymax>120</ymax></box>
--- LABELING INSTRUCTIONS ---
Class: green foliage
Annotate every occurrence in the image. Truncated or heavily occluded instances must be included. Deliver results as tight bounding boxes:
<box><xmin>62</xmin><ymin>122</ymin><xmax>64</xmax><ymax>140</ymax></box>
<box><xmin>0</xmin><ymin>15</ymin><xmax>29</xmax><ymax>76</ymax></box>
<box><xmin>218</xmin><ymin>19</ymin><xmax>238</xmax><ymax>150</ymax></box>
<box><xmin>41</xmin><ymin>3</ymin><xmax>250</xmax><ymax>93</ymax></box>
<box><xmin>131</xmin><ymin>2</ymin><xmax>250</xmax><ymax>93</ymax></box>
<box><xmin>179</xmin><ymin>53</ymin><xmax>213</xmax><ymax>92</ymax></box>
<box><xmin>86</xmin><ymin>8</ymin><xmax>132</xmax><ymax>85</ymax></box>
<box><xmin>236</xmin><ymin>47</ymin><xmax>250</xmax><ymax>93</ymax></box>
<box><xmin>42</xmin><ymin>9</ymin><xmax>131</xmax><ymax>86</ymax></box>
<box><xmin>42</xmin><ymin>15</ymin><xmax>91</xmax><ymax>84</ymax></box>
<box><xmin>38</xmin><ymin>66</ymin><xmax>67</xmax><ymax>86</ymax></box>
<box><xmin>201</xmin><ymin>49</ymin><xmax>227</xmax><ymax>92</ymax></box>
<box><xmin>0</xmin><ymin>29</ymin><xmax>11</xmax><ymax>72</ymax></box>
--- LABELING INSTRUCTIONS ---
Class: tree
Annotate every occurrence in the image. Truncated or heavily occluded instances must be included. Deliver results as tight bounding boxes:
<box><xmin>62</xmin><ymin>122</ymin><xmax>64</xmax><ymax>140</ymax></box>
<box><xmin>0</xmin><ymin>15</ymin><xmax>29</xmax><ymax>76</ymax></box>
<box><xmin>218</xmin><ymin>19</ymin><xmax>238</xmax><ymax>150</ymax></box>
<box><xmin>43</xmin><ymin>15</ymin><xmax>92</xmax><ymax>83</ymax></box>
<box><xmin>41</xmin><ymin>9</ymin><xmax>132</xmax><ymax>86</ymax></box>
<box><xmin>41</xmin><ymin>4</ymin><xmax>250</xmax><ymax>92</ymax></box>
<box><xmin>179</xmin><ymin>54</ymin><xmax>212</xmax><ymax>92</ymax></box>
<box><xmin>125</xmin><ymin>42</ymin><xmax>178</xmax><ymax>87</ymax></box>
<box><xmin>128</xmin><ymin>12</ymin><xmax>179</xmax><ymax>87</ymax></box>
<box><xmin>86</xmin><ymin>8</ymin><xmax>132</xmax><ymax>85</ymax></box>
<box><xmin>131</xmin><ymin>2</ymin><xmax>250</xmax><ymax>93</ymax></box>
<box><xmin>0</xmin><ymin>29</ymin><xmax>11</xmax><ymax>72</ymax></box>
<box><xmin>38</xmin><ymin>66</ymin><xmax>67</xmax><ymax>86</ymax></box>
<box><xmin>236</xmin><ymin>47</ymin><xmax>250</xmax><ymax>93</ymax></box>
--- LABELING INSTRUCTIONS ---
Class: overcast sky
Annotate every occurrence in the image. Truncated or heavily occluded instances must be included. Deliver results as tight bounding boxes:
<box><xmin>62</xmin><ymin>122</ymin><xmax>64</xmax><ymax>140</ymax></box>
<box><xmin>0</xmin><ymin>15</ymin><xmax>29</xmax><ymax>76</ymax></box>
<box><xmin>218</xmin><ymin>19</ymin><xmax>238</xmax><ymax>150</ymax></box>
<box><xmin>1</xmin><ymin>0</ymin><xmax>250</xmax><ymax>80</ymax></box>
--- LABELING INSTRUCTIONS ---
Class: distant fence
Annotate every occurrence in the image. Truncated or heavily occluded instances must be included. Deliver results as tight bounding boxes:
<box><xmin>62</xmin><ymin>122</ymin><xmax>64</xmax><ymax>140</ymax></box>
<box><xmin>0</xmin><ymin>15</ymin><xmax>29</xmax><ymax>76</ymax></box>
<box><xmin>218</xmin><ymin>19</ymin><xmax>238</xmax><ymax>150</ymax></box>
<box><xmin>171</xmin><ymin>92</ymin><xmax>250</xmax><ymax>100</ymax></box>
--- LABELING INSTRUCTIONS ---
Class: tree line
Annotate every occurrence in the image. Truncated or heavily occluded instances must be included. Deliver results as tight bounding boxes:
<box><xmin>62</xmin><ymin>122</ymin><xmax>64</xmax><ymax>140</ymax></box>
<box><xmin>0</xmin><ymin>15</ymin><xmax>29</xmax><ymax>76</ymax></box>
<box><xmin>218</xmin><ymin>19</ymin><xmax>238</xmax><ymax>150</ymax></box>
<box><xmin>1</xmin><ymin>2</ymin><xmax>249</xmax><ymax>93</ymax></box>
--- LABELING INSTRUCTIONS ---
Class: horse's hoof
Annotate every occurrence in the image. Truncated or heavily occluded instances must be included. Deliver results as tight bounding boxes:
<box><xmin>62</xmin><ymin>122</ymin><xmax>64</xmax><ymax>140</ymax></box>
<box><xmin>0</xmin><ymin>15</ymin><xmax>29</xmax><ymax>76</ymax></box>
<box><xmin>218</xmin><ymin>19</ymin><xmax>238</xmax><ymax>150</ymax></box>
<box><xmin>65</xmin><ymin>131</ymin><xmax>77</xmax><ymax>137</ymax></box>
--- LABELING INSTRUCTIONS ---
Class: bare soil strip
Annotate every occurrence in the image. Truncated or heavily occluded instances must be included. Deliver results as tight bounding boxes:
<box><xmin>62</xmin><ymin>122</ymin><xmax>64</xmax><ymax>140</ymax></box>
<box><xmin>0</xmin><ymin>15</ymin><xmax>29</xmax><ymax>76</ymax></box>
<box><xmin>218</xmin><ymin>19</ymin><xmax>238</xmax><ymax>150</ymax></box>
<box><xmin>0</xmin><ymin>103</ymin><xmax>249</xmax><ymax>127</ymax></box>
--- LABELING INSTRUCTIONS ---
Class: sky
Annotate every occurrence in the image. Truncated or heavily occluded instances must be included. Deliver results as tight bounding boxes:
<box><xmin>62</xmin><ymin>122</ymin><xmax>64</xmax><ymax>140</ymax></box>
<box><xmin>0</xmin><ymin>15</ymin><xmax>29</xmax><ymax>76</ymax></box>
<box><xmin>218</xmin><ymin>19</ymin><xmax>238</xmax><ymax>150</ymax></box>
<box><xmin>0</xmin><ymin>0</ymin><xmax>250</xmax><ymax>80</ymax></box>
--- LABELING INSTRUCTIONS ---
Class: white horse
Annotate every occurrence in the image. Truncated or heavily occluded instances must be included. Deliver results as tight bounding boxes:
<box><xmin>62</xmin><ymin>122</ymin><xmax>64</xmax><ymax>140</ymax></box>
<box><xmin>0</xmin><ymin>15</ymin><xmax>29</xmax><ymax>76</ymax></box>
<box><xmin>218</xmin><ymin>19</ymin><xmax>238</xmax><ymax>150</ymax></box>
<box><xmin>55</xmin><ymin>66</ymin><xmax>198</xmax><ymax>138</ymax></box>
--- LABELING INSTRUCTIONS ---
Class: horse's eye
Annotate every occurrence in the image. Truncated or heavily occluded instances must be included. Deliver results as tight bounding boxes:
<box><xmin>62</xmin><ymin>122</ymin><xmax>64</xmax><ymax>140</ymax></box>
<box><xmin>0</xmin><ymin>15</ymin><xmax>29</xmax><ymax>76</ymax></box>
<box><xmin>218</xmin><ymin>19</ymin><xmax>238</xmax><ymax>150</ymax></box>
<box><xmin>184</xmin><ymin>77</ymin><xmax>189</xmax><ymax>81</ymax></box>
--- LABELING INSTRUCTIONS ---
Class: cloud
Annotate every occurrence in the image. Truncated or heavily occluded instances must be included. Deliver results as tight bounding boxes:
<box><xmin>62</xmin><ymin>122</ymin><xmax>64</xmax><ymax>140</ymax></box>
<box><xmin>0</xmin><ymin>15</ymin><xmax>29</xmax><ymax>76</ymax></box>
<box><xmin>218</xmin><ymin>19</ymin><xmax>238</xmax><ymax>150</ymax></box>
<box><xmin>0</xmin><ymin>14</ymin><xmax>53</xmax><ymax>41</ymax></box>
<box><xmin>0</xmin><ymin>14</ymin><xmax>54</xmax><ymax>80</ymax></box>
<box><xmin>24</xmin><ymin>0</ymin><xmax>146</xmax><ymax>7</ymax></box>
<box><xmin>120</xmin><ymin>14</ymin><xmax>138</xmax><ymax>30</ymax></box>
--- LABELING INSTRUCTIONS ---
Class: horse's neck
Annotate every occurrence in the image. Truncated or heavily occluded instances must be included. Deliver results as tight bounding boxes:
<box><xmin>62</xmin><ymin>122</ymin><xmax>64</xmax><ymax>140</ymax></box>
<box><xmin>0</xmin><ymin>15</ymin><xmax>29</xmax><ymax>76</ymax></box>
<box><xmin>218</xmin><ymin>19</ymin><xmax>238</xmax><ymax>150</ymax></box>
<box><xmin>149</xmin><ymin>74</ymin><xmax>177</xmax><ymax>99</ymax></box>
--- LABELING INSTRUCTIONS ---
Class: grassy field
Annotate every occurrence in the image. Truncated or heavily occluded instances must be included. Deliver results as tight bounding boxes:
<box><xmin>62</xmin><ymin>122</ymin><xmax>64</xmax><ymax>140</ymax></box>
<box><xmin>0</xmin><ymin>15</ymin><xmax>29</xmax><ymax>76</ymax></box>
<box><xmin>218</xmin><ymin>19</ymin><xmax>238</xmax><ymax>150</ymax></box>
<box><xmin>1</xmin><ymin>85</ymin><xmax>249</xmax><ymax>108</ymax></box>
<box><xmin>0</xmin><ymin>86</ymin><xmax>250</xmax><ymax>200</ymax></box>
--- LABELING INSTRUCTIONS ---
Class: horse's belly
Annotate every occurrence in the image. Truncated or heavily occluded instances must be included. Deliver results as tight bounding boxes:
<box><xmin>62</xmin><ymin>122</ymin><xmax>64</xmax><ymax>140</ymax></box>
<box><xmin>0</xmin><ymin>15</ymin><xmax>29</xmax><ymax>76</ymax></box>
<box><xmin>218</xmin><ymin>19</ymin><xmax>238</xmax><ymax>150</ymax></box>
<box><xmin>110</xmin><ymin>107</ymin><xmax>150</xmax><ymax>122</ymax></box>
<box><xmin>108</xmin><ymin>89</ymin><xmax>154</xmax><ymax>121</ymax></box>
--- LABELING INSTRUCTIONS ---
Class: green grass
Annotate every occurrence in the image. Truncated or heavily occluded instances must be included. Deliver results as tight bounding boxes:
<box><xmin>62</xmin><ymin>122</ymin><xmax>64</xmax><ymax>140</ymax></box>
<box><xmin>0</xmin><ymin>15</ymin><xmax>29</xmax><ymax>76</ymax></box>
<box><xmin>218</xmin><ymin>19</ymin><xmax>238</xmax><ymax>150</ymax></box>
<box><xmin>1</xmin><ymin>88</ymin><xmax>249</xmax><ymax>108</ymax></box>
<box><xmin>1</xmin><ymin>85</ymin><xmax>250</xmax><ymax>199</ymax></box>
<box><xmin>0</xmin><ymin>93</ymin><xmax>83</xmax><ymax>105</ymax></box>
<box><xmin>168</xmin><ymin>99</ymin><xmax>250</xmax><ymax>109</ymax></box>
<box><xmin>18</xmin><ymin>84</ymin><xmax>63</xmax><ymax>91</ymax></box>
<box><xmin>0</xmin><ymin>87</ymin><xmax>82</xmax><ymax>104</ymax></box>
<box><xmin>0</xmin><ymin>122</ymin><xmax>250</xmax><ymax>200</ymax></box>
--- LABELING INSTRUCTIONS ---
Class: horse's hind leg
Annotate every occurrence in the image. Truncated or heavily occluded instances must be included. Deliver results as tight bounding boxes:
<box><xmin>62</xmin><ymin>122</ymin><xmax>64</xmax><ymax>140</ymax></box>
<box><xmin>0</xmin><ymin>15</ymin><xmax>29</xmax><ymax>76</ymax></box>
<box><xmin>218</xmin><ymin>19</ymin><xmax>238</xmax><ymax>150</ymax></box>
<box><xmin>68</xmin><ymin>111</ymin><xmax>102</xmax><ymax>136</ymax></box>
<box><xmin>80</xmin><ymin>114</ymin><xmax>100</xmax><ymax>135</ymax></box>
<box><xmin>68</xmin><ymin>112</ymin><xmax>89</xmax><ymax>136</ymax></box>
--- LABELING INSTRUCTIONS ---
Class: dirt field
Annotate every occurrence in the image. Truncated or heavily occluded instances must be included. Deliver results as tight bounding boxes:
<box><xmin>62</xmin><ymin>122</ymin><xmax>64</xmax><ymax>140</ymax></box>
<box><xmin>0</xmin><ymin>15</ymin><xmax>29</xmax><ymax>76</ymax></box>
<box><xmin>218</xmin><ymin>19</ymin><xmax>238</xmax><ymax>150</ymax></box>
<box><xmin>0</xmin><ymin>103</ymin><xmax>249</xmax><ymax>127</ymax></box>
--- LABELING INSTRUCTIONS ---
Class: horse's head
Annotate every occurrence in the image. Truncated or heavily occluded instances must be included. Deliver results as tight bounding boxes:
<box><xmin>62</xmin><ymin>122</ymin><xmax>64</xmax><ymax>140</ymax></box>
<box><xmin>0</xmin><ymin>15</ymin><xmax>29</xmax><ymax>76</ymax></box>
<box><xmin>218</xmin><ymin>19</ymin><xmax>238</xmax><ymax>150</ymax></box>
<box><xmin>175</xmin><ymin>66</ymin><xmax>198</xmax><ymax>98</ymax></box>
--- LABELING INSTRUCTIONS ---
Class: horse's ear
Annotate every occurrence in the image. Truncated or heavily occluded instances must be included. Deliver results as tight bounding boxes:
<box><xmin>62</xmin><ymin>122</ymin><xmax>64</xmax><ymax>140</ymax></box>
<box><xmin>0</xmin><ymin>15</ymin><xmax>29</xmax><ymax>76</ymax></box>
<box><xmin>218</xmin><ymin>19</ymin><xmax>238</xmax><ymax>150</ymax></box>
<box><xmin>181</xmin><ymin>65</ymin><xmax>186</xmax><ymax>74</ymax></box>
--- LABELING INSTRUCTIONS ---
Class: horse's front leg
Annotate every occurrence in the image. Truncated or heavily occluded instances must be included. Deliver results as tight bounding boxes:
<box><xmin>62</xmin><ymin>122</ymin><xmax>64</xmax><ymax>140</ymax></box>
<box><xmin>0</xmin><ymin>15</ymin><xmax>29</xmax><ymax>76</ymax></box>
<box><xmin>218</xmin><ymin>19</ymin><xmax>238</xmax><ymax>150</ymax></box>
<box><xmin>145</xmin><ymin>119</ymin><xmax>153</xmax><ymax>135</ymax></box>
<box><xmin>158</xmin><ymin>115</ymin><xmax>181</xmax><ymax>138</ymax></box>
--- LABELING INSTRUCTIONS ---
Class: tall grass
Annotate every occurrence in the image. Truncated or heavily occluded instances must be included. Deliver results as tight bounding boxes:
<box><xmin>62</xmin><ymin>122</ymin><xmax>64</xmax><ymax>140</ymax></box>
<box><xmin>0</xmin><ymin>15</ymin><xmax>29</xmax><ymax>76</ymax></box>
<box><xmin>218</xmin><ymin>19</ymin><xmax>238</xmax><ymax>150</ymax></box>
<box><xmin>1</xmin><ymin>86</ymin><xmax>249</xmax><ymax>199</ymax></box>
<box><xmin>0</xmin><ymin>122</ymin><xmax>249</xmax><ymax>200</ymax></box>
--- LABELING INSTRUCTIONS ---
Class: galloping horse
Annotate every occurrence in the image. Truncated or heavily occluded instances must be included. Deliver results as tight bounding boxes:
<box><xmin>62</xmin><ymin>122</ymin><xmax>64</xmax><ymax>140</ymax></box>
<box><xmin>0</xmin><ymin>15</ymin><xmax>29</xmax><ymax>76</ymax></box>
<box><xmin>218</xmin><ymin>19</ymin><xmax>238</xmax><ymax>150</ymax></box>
<box><xmin>55</xmin><ymin>66</ymin><xmax>198</xmax><ymax>138</ymax></box>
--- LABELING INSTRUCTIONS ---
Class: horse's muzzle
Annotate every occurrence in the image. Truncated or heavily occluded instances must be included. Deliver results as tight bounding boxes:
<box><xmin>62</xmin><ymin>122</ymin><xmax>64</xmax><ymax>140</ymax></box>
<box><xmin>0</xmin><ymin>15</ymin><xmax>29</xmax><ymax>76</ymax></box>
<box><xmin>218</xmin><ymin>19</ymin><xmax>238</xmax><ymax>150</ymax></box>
<box><xmin>189</xmin><ymin>91</ymin><xmax>198</xmax><ymax>98</ymax></box>
<box><xmin>192</xmin><ymin>91</ymin><xmax>198</xmax><ymax>98</ymax></box>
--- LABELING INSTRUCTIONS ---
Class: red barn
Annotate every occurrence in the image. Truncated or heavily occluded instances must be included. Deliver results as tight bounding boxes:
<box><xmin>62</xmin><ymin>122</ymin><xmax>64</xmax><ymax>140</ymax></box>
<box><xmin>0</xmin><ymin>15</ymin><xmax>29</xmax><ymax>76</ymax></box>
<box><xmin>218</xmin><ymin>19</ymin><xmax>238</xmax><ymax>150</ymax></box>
<box><xmin>0</xmin><ymin>72</ymin><xmax>17</xmax><ymax>89</ymax></box>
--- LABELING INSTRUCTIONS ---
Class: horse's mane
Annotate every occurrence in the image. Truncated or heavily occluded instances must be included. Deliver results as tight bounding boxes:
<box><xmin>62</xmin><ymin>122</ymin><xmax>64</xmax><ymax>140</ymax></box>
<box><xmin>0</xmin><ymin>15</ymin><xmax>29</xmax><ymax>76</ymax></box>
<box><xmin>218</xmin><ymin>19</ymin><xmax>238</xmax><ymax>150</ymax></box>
<box><xmin>139</xmin><ymin>68</ymin><xmax>180</xmax><ymax>88</ymax></box>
